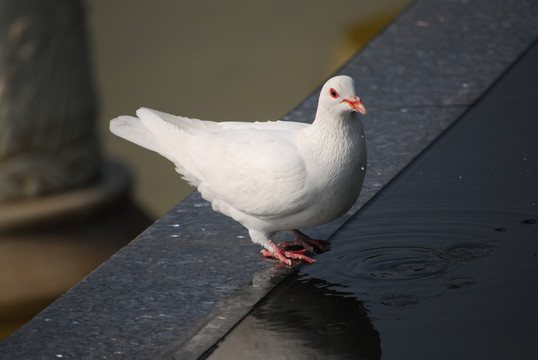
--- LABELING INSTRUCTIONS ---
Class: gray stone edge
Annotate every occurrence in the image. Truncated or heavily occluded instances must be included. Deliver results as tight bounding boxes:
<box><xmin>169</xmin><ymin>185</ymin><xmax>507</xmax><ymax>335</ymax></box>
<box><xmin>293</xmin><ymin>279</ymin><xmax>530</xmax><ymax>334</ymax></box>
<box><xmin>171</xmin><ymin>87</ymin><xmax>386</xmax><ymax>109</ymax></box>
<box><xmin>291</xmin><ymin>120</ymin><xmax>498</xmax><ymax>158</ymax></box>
<box><xmin>1</xmin><ymin>1</ymin><xmax>537</xmax><ymax>359</ymax></box>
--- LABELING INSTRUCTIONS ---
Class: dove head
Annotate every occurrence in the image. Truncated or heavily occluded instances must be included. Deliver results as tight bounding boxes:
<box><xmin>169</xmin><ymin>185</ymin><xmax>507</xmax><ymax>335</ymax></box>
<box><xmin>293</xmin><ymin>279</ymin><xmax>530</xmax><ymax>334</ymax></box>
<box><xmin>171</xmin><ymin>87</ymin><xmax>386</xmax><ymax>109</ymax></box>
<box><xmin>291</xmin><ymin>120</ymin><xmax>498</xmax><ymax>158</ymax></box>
<box><xmin>317</xmin><ymin>75</ymin><xmax>367</xmax><ymax>118</ymax></box>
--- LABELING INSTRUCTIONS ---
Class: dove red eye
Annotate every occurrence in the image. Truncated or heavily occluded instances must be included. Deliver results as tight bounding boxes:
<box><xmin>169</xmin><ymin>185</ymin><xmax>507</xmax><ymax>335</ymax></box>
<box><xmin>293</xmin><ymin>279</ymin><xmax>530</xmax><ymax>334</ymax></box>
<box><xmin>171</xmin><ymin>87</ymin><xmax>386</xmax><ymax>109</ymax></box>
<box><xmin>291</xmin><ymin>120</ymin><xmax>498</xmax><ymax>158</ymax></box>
<box><xmin>329</xmin><ymin>88</ymin><xmax>339</xmax><ymax>98</ymax></box>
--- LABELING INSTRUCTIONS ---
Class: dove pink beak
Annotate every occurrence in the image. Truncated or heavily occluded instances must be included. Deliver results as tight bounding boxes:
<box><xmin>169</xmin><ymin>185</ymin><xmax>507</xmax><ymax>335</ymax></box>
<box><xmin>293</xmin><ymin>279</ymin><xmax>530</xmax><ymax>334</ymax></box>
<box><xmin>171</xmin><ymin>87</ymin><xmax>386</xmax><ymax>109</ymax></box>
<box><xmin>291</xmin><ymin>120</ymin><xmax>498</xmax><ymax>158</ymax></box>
<box><xmin>344</xmin><ymin>97</ymin><xmax>367</xmax><ymax>114</ymax></box>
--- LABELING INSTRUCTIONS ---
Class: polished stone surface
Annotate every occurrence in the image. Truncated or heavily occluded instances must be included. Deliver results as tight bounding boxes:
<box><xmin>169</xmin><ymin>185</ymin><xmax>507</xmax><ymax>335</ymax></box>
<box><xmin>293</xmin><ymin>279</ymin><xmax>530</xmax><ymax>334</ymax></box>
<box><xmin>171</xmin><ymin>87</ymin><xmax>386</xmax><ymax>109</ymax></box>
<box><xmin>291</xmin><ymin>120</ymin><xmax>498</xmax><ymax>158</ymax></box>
<box><xmin>1</xmin><ymin>0</ymin><xmax>537</xmax><ymax>359</ymax></box>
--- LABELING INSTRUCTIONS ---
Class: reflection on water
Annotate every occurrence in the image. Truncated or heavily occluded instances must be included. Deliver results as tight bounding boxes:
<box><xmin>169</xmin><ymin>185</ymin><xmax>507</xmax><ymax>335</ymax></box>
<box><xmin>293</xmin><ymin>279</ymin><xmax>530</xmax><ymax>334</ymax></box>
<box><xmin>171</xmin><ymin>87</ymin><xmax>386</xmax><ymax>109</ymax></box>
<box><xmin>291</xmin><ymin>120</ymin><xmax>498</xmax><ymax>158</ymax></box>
<box><xmin>205</xmin><ymin>275</ymin><xmax>381</xmax><ymax>360</ymax></box>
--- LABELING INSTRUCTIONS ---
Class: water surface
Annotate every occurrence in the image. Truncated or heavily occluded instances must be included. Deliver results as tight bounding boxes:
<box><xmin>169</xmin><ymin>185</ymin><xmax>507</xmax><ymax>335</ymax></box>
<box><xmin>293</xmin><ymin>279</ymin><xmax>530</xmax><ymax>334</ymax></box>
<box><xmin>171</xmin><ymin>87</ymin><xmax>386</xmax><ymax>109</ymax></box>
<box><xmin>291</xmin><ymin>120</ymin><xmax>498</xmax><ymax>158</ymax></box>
<box><xmin>204</xmin><ymin>40</ymin><xmax>538</xmax><ymax>360</ymax></box>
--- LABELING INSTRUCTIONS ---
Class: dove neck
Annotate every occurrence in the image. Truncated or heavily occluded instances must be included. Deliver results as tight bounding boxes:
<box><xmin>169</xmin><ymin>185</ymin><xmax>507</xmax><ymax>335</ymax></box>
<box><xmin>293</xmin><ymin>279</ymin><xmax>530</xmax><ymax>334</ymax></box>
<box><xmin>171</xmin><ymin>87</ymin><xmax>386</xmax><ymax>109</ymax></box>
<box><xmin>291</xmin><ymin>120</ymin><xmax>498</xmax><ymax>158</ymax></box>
<box><xmin>305</xmin><ymin>110</ymin><xmax>364</xmax><ymax>159</ymax></box>
<box><xmin>311</xmin><ymin>109</ymin><xmax>362</xmax><ymax>139</ymax></box>
<box><xmin>301</xmin><ymin>110</ymin><xmax>365</xmax><ymax>199</ymax></box>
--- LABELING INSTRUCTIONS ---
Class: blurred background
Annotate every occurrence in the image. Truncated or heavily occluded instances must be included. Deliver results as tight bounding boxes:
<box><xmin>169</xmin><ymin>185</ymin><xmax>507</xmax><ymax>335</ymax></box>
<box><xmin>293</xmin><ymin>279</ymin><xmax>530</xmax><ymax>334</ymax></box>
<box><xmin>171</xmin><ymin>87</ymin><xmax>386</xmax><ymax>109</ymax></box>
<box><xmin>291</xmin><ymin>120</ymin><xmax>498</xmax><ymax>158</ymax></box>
<box><xmin>0</xmin><ymin>0</ymin><xmax>411</xmax><ymax>340</ymax></box>
<box><xmin>91</xmin><ymin>0</ymin><xmax>412</xmax><ymax>218</ymax></box>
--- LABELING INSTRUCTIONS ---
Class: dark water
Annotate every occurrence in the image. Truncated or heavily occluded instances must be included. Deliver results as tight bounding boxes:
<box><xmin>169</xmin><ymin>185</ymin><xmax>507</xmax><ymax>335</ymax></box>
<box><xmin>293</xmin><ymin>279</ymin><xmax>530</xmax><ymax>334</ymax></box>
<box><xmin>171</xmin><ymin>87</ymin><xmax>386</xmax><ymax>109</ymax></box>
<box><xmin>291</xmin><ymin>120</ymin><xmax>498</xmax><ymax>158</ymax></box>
<box><xmin>204</xmin><ymin>42</ymin><xmax>538</xmax><ymax>359</ymax></box>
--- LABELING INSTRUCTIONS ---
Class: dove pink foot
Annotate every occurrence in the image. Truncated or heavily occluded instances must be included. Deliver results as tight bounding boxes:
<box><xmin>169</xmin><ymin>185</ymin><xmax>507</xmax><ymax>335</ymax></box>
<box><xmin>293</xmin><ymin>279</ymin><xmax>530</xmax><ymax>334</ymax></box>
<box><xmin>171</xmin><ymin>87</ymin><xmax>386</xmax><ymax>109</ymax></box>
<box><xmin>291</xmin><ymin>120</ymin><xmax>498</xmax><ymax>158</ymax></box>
<box><xmin>261</xmin><ymin>241</ymin><xmax>316</xmax><ymax>266</ymax></box>
<box><xmin>278</xmin><ymin>230</ymin><xmax>330</xmax><ymax>253</ymax></box>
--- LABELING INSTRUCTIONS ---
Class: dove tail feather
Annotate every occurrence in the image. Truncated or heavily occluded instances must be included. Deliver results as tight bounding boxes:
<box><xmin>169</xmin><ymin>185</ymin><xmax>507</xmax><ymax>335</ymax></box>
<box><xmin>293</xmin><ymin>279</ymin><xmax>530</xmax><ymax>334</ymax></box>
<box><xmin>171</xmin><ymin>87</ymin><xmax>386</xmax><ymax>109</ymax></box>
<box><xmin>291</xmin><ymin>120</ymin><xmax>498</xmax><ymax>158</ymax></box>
<box><xmin>110</xmin><ymin>115</ymin><xmax>166</xmax><ymax>156</ymax></box>
<box><xmin>136</xmin><ymin>108</ymin><xmax>185</xmax><ymax>153</ymax></box>
<box><xmin>110</xmin><ymin>110</ymin><xmax>185</xmax><ymax>166</ymax></box>
<box><xmin>143</xmin><ymin>108</ymin><xmax>218</xmax><ymax>130</ymax></box>
<box><xmin>135</xmin><ymin>108</ymin><xmax>204</xmax><ymax>186</ymax></box>
<box><xmin>110</xmin><ymin>108</ymin><xmax>208</xmax><ymax>186</ymax></box>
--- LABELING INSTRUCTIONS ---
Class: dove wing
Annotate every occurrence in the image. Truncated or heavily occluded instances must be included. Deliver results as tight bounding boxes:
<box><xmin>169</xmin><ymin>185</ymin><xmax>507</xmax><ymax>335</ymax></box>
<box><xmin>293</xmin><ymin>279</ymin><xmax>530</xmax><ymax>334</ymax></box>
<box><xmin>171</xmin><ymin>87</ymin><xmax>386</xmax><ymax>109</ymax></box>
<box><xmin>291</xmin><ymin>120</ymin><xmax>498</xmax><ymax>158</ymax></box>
<box><xmin>184</xmin><ymin>127</ymin><xmax>311</xmax><ymax>218</ymax></box>
<box><xmin>130</xmin><ymin>108</ymin><xmax>312</xmax><ymax>219</ymax></box>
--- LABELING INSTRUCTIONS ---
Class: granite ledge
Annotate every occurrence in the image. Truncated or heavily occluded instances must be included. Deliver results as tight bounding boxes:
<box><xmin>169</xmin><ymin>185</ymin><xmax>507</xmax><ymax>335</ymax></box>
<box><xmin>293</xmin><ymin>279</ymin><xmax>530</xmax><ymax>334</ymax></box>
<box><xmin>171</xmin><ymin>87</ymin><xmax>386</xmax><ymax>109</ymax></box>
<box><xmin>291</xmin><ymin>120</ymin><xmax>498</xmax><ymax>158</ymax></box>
<box><xmin>1</xmin><ymin>0</ymin><xmax>537</xmax><ymax>359</ymax></box>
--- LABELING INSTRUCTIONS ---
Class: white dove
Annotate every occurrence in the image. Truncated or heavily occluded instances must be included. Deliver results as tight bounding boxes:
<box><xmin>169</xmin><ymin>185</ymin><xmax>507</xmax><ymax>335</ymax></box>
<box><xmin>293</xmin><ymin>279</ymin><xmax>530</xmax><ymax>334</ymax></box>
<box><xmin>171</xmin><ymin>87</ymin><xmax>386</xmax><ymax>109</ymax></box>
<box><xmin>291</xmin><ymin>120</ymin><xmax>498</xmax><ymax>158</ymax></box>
<box><xmin>110</xmin><ymin>75</ymin><xmax>367</xmax><ymax>265</ymax></box>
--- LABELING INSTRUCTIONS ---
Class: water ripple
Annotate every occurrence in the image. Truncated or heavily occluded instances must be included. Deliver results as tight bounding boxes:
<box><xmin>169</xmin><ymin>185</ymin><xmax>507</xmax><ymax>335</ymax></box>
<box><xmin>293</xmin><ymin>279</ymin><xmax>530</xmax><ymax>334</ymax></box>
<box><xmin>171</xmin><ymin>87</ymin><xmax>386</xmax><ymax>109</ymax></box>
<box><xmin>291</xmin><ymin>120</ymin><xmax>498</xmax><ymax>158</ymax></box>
<box><xmin>437</xmin><ymin>242</ymin><xmax>494</xmax><ymax>263</ymax></box>
<box><xmin>337</xmin><ymin>246</ymin><xmax>447</xmax><ymax>282</ymax></box>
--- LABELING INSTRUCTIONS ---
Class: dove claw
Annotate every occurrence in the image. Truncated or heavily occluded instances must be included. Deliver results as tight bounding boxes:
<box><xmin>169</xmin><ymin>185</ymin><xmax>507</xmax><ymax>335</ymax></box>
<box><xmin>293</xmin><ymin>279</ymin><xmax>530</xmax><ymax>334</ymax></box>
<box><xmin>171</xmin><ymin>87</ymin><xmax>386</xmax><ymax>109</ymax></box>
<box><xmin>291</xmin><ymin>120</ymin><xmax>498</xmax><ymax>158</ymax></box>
<box><xmin>277</xmin><ymin>240</ymin><xmax>314</xmax><ymax>253</ymax></box>
<box><xmin>285</xmin><ymin>230</ymin><xmax>331</xmax><ymax>253</ymax></box>
<box><xmin>261</xmin><ymin>243</ymin><xmax>316</xmax><ymax>265</ymax></box>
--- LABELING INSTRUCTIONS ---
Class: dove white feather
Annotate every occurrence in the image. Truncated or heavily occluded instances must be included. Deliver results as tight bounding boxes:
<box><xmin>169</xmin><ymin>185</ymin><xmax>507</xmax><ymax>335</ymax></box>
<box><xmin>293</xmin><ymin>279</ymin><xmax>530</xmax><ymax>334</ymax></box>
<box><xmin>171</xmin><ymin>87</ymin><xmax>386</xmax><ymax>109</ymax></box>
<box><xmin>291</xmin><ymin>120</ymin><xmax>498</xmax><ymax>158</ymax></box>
<box><xmin>110</xmin><ymin>75</ymin><xmax>367</xmax><ymax>265</ymax></box>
